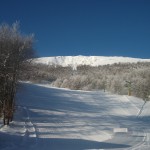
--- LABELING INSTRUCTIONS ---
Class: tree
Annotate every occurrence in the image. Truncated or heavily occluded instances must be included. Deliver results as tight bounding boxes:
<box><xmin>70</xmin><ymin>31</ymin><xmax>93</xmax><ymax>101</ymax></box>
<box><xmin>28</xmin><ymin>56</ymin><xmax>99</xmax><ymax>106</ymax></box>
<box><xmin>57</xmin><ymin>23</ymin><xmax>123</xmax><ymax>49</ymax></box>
<box><xmin>125</xmin><ymin>81</ymin><xmax>132</xmax><ymax>96</ymax></box>
<box><xmin>0</xmin><ymin>22</ymin><xmax>35</xmax><ymax>125</ymax></box>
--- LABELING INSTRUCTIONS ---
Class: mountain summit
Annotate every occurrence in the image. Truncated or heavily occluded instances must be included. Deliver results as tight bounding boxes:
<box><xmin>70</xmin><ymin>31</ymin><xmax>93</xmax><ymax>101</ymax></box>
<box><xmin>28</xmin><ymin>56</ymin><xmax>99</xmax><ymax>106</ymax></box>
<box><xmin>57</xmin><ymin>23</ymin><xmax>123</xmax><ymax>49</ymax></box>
<box><xmin>33</xmin><ymin>56</ymin><xmax>150</xmax><ymax>69</ymax></box>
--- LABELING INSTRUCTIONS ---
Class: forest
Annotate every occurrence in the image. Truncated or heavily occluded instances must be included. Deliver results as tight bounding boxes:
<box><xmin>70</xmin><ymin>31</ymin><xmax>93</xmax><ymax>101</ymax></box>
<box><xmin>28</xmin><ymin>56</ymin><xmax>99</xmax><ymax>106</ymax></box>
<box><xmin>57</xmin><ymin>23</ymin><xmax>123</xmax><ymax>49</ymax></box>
<box><xmin>24</xmin><ymin>61</ymin><xmax>150</xmax><ymax>101</ymax></box>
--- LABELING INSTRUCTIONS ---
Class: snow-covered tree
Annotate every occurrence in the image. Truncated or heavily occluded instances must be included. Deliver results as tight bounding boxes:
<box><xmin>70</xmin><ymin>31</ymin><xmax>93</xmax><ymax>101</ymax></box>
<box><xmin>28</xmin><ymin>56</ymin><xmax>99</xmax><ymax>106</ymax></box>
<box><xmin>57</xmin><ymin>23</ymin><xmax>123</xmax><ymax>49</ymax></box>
<box><xmin>0</xmin><ymin>22</ymin><xmax>35</xmax><ymax>125</ymax></box>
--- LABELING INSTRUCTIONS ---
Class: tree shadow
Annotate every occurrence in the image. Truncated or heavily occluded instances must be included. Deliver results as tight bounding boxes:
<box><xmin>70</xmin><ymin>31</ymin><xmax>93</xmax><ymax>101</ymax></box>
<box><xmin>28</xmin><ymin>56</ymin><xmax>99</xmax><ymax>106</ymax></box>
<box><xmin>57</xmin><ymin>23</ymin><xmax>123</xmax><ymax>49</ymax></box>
<box><xmin>37</xmin><ymin>138</ymin><xmax>130</xmax><ymax>150</ymax></box>
<box><xmin>0</xmin><ymin>131</ymin><xmax>130</xmax><ymax>150</ymax></box>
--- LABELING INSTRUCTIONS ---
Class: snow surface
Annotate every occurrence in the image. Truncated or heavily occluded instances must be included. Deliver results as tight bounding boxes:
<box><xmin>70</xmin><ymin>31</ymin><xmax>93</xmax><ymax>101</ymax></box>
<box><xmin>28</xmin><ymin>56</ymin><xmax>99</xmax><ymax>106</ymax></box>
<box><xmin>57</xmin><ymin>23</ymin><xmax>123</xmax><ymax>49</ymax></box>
<box><xmin>32</xmin><ymin>56</ymin><xmax>150</xmax><ymax>69</ymax></box>
<box><xmin>1</xmin><ymin>82</ymin><xmax>150</xmax><ymax>150</ymax></box>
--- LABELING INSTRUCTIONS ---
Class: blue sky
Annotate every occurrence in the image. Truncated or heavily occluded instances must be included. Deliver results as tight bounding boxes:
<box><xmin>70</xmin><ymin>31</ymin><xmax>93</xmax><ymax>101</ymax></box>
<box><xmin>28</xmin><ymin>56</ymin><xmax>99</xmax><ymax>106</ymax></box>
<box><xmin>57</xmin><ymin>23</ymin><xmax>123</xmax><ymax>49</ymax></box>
<box><xmin>0</xmin><ymin>0</ymin><xmax>150</xmax><ymax>58</ymax></box>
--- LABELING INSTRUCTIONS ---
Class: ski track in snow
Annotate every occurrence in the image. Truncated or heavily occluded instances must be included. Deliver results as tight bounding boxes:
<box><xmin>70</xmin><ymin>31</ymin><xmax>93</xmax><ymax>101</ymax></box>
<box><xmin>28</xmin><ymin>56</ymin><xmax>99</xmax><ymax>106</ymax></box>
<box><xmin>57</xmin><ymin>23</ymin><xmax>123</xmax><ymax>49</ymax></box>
<box><xmin>0</xmin><ymin>82</ymin><xmax>150</xmax><ymax>150</ymax></box>
<box><xmin>23</xmin><ymin>106</ymin><xmax>38</xmax><ymax>141</ymax></box>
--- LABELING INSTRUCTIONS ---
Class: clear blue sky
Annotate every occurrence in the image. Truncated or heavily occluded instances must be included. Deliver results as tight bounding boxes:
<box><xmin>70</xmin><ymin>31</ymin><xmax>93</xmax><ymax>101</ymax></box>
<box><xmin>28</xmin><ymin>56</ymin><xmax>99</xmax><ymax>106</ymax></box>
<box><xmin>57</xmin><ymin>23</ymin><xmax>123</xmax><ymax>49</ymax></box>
<box><xmin>0</xmin><ymin>0</ymin><xmax>150</xmax><ymax>58</ymax></box>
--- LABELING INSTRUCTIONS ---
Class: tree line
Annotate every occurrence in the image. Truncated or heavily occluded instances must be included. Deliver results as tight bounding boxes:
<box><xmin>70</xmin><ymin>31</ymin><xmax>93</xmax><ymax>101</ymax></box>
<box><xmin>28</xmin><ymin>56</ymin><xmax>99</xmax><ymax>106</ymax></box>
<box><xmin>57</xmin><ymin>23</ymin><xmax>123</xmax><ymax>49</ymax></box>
<box><xmin>25</xmin><ymin>62</ymin><xmax>150</xmax><ymax>101</ymax></box>
<box><xmin>0</xmin><ymin>22</ymin><xmax>35</xmax><ymax>125</ymax></box>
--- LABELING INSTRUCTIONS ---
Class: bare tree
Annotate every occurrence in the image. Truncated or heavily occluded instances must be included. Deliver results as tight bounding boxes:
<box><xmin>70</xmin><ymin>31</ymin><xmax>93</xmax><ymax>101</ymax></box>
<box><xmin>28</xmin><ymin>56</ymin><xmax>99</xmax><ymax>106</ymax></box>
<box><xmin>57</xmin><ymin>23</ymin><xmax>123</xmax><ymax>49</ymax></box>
<box><xmin>0</xmin><ymin>22</ymin><xmax>35</xmax><ymax>125</ymax></box>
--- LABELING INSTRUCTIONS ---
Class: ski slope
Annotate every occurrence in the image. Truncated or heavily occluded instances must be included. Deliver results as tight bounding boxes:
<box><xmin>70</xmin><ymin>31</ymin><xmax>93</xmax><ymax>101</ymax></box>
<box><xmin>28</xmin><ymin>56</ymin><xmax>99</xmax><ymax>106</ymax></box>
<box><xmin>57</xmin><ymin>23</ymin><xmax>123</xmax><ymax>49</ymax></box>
<box><xmin>0</xmin><ymin>82</ymin><xmax>150</xmax><ymax>150</ymax></box>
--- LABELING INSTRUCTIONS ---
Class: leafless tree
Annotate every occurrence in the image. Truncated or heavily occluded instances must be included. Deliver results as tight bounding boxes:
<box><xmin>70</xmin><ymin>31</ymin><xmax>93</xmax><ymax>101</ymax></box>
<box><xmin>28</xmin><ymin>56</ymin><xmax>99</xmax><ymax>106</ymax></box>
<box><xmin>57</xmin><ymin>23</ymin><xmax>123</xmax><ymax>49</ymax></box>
<box><xmin>0</xmin><ymin>22</ymin><xmax>35</xmax><ymax>125</ymax></box>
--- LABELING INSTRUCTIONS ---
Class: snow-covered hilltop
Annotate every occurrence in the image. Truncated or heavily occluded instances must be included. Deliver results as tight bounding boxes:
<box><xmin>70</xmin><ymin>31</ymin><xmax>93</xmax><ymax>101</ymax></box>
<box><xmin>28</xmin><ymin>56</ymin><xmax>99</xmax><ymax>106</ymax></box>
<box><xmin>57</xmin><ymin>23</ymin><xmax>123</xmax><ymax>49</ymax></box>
<box><xmin>33</xmin><ymin>56</ymin><xmax>150</xmax><ymax>69</ymax></box>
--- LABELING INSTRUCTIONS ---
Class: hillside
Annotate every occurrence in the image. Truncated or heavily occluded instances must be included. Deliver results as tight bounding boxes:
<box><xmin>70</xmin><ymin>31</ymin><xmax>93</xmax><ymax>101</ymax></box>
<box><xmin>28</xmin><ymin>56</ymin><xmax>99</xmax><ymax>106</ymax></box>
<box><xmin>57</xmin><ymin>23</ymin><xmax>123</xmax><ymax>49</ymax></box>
<box><xmin>1</xmin><ymin>82</ymin><xmax>150</xmax><ymax>150</ymax></box>
<box><xmin>25</xmin><ymin>60</ymin><xmax>150</xmax><ymax>100</ymax></box>
<box><xmin>32</xmin><ymin>56</ymin><xmax>150</xmax><ymax>69</ymax></box>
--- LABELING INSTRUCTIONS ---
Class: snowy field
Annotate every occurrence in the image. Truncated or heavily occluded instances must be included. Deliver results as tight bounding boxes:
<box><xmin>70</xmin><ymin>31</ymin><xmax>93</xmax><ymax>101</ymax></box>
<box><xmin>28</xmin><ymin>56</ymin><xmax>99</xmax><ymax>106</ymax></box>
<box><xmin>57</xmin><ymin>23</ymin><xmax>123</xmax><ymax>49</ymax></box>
<box><xmin>0</xmin><ymin>82</ymin><xmax>150</xmax><ymax>150</ymax></box>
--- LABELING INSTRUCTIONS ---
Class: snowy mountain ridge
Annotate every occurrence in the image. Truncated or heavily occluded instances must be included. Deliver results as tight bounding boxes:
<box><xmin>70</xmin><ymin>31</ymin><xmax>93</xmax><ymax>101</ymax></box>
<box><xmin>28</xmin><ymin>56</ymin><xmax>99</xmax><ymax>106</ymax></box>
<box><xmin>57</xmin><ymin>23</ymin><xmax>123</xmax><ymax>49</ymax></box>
<box><xmin>33</xmin><ymin>56</ymin><xmax>150</xmax><ymax>69</ymax></box>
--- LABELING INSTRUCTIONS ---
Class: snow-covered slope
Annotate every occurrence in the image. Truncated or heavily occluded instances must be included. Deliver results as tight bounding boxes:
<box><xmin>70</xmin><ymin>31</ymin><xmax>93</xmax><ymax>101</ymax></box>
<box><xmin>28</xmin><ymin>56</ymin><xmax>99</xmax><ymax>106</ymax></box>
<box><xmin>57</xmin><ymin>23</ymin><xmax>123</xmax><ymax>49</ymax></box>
<box><xmin>33</xmin><ymin>56</ymin><xmax>150</xmax><ymax>69</ymax></box>
<box><xmin>1</xmin><ymin>82</ymin><xmax>150</xmax><ymax>150</ymax></box>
